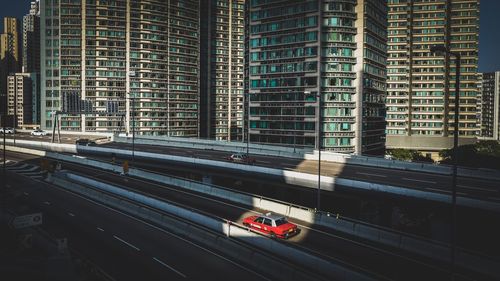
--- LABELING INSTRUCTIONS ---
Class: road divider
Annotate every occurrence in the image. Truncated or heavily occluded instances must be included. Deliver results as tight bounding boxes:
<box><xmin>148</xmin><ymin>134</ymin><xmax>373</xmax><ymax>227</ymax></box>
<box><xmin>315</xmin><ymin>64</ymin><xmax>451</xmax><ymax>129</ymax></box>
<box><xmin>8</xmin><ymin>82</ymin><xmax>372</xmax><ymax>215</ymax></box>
<box><xmin>5</xmin><ymin>144</ymin><xmax>500</xmax><ymax>278</ymax></box>
<box><xmin>49</xmin><ymin>171</ymin><xmax>377</xmax><ymax>281</ymax></box>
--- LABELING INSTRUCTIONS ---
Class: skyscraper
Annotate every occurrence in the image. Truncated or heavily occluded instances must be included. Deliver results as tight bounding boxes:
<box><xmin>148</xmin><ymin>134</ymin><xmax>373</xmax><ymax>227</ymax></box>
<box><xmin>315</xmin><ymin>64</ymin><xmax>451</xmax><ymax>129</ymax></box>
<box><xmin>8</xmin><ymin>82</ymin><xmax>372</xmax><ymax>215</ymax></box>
<box><xmin>245</xmin><ymin>0</ymin><xmax>387</xmax><ymax>154</ymax></box>
<box><xmin>23</xmin><ymin>0</ymin><xmax>41</xmax><ymax>125</ymax></box>
<box><xmin>200</xmin><ymin>0</ymin><xmax>245</xmax><ymax>141</ymax></box>
<box><xmin>7</xmin><ymin>73</ymin><xmax>33</xmax><ymax>127</ymax></box>
<box><xmin>1</xmin><ymin>17</ymin><xmax>21</xmax><ymax>116</ymax></box>
<box><xmin>41</xmin><ymin>0</ymin><xmax>200</xmax><ymax>136</ymax></box>
<box><xmin>23</xmin><ymin>0</ymin><xmax>40</xmax><ymax>73</ymax></box>
<box><xmin>386</xmin><ymin>0</ymin><xmax>480</xmax><ymax>156</ymax></box>
<box><xmin>479</xmin><ymin>71</ymin><xmax>500</xmax><ymax>140</ymax></box>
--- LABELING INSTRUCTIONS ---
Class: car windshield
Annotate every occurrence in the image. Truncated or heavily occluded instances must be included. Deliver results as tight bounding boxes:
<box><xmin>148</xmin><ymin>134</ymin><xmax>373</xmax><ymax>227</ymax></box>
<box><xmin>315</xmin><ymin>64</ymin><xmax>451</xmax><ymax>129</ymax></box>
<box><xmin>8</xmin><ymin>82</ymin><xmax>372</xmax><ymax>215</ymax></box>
<box><xmin>274</xmin><ymin>218</ymin><xmax>288</xmax><ymax>226</ymax></box>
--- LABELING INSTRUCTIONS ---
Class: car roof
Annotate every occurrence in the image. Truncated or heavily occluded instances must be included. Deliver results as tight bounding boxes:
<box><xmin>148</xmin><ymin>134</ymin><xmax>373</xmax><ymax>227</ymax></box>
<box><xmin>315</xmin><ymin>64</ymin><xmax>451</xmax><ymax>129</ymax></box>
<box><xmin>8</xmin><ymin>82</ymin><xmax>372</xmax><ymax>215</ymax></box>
<box><xmin>261</xmin><ymin>212</ymin><xmax>285</xmax><ymax>221</ymax></box>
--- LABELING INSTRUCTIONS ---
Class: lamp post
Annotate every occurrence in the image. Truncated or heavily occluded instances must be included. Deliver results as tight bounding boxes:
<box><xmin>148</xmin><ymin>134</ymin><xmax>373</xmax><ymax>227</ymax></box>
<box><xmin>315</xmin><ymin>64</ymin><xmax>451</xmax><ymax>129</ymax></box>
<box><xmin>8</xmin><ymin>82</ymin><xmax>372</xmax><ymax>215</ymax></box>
<box><xmin>317</xmin><ymin>91</ymin><xmax>321</xmax><ymax>211</ymax></box>
<box><xmin>246</xmin><ymin>92</ymin><xmax>250</xmax><ymax>159</ymax></box>
<box><xmin>430</xmin><ymin>45</ymin><xmax>460</xmax><ymax>280</ymax></box>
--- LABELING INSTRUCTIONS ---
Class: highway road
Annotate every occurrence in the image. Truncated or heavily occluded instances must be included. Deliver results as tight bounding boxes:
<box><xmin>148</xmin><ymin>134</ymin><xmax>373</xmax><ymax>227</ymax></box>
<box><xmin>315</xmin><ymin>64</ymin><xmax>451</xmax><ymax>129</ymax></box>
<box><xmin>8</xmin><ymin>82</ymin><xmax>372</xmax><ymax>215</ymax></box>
<box><xmin>1</xmin><ymin>158</ymin><xmax>271</xmax><ymax>281</ymax></box>
<box><xmin>3</xmin><ymin>151</ymin><xmax>491</xmax><ymax>281</ymax></box>
<box><xmin>4</xmin><ymin>132</ymin><xmax>499</xmax><ymax>203</ymax></box>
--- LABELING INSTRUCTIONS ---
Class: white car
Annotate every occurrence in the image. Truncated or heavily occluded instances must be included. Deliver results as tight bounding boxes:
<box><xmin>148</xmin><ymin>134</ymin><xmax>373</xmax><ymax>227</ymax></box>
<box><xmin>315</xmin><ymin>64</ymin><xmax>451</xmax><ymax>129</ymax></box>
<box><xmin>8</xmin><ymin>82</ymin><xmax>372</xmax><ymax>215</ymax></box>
<box><xmin>31</xmin><ymin>129</ymin><xmax>48</xmax><ymax>136</ymax></box>
<box><xmin>0</xmin><ymin>127</ymin><xmax>14</xmax><ymax>134</ymax></box>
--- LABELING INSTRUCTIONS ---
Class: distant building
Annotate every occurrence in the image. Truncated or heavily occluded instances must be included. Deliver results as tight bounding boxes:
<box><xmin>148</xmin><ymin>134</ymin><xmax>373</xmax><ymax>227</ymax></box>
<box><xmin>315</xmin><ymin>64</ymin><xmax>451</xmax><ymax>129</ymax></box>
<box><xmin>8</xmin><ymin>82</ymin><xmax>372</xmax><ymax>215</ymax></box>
<box><xmin>23</xmin><ymin>0</ymin><xmax>40</xmax><ymax>73</ymax></box>
<box><xmin>245</xmin><ymin>0</ymin><xmax>387</xmax><ymax>154</ymax></box>
<box><xmin>7</xmin><ymin>73</ymin><xmax>33</xmax><ymax>127</ymax></box>
<box><xmin>22</xmin><ymin>0</ymin><xmax>41</xmax><ymax>125</ymax></box>
<box><xmin>200</xmin><ymin>0</ymin><xmax>245</xmax><ymax>141</ymax></box>
<box><xmin>386</xmin><ymin>0</ymin><xmax>480</xmax><ymax>156</ymax></box>
<box><xmin>41</xmin><ymin>0</ymin><xmax>200</xmax><ymax>135</ymax></box>
<box><xmin>1</xmin><ymin>17</ymin><xmax>21</xmax><ymax>116</ymax></box>
<box><xmin>479</xmin><ymin>72</ymin><xmax>500</xmax><ymax>140</ymax></box>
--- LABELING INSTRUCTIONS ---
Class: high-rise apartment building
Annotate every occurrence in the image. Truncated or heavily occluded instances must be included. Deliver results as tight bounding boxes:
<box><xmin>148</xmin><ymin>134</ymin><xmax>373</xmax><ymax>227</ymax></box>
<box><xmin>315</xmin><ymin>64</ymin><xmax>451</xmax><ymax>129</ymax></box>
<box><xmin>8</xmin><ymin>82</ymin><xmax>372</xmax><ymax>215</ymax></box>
<box><xmin>41</xmin><ymin>0</ymin><xmax>200</xmax><ymax>136</ymax></box>
<box><xmin>245</xmin><ymin>0</ymin><xmax>387</xmax><ymax>154</ymax></box>
<box><xmin>23</xmin><ymin>0</ymin><xmax>40</xmax><ymax>73</ymax></box>
<box><xmin>386</xmin><ymin>0</ymin><xmax>480</xmax><ymax>154</ymax></box>
<box><xmin>1</xmin><ymin>17</ymin><xmax>21</xmax><ymax>116</ymax></box>
<box><xmin>200</xmin><ymin>0</ymin><xmax>245</xmax><ymax>141</ymax></box>
<box><xmin>7</xmin><ymin>73</ymin><xmax>33</xmax><ymax>127</ymax></box>
<box><xmin>22</xmin><ymin>1</ymin><xmax>41</xmax><ymax>125</ymax></box>
<box><xmin>479</xmin><ymin>71</ymin><xmax>500</xmax><ymax>140</ymax></box>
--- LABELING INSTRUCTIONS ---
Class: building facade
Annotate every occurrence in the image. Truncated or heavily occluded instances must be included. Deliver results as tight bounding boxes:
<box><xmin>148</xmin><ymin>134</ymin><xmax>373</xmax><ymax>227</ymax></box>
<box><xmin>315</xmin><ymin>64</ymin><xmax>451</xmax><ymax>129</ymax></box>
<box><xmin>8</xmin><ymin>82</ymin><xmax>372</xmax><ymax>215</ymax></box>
<box><xmin>22</xmin><ymin>1</ymin><xmax>41</xmax><ymax>125</ymax></box>
<box><xmin>200</xmin><ymin>0</ymin><xmax>245</xmax><ymax>141</ymax></box>
<box><xmin>41</xmin><ymin>0</ymin><xmax>200</xmax><ymax>136</ymax></box>
<box><xmin>7</xmin><ymin>73</ymin><xmax>33</xmax><ymax>127</ymax></box>
<box><xmin>245</xmin><ymin>0</ymin><xmax>387</xmax><ymax>154</ymax></box>
<box><xmin>23</xmin><ymin>0</ymin><xmax>41</xmax><ymax>73</ymax></box>
<box><xmin>386</xmin><ymin>0</ymin><xmax>480</xmax><ymax>153</ymax></box>
<box><xmin>479</xmin><ymin>71</ymin><xmax>500</xmax><ymax>140</ymax></box>
<box><xmin>1</xmin><ymin>17</ymin><xmax>21</xmax><ymax>116</ymax></box>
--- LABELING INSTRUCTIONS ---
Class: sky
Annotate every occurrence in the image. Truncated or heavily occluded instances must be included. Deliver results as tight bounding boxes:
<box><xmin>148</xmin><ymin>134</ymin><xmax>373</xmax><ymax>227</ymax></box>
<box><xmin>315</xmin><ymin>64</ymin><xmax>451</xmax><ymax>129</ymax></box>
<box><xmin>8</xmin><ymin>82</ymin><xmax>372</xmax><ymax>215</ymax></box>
<box><xmin>1</xmin><ymin>0</ymin><xmax>499</xmax><ymax>73</ymax></box>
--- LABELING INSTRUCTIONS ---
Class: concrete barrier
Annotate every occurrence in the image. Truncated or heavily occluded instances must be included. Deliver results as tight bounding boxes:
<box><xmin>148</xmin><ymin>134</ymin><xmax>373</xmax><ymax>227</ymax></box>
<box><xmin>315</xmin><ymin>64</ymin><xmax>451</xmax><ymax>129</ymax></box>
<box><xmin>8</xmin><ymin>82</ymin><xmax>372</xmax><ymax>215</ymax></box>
<box><xmin>53</xmin><ymin>172</ymin><xmax>375</xmax><ymax>281</ymax></box>
<box><xmin>6</xmin><ymin>144</ymin><xmax>500</xmax><ymax>278</ymax></box>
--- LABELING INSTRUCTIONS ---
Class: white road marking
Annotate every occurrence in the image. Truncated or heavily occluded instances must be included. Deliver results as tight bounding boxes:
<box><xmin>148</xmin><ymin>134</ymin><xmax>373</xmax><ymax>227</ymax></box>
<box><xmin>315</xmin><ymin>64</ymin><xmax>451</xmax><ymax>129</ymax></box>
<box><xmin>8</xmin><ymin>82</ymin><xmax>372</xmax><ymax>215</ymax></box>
<box><xmin>457</xmin><ymin>184</ymin><xmax>496</xmax><ymax>192</ymax></box>
<box><xmin>97</xmin><ymin>227</ymin><xmax>105</xmax><ymax>232</ymax></box>
<box><xmin>153</xmin><ymin>257</ymin><xmax>187</xmax><ymax>278</ymax></box>
<box><xmin>50</xmin><ymin>181</ymin><xmax>271</xmax><ymax>280</ymax></box>
<box><xmin>403</xmin><ymin>178</ymin><xmax>436</xmax><ymax>184</ymax></box>
<box><xmin>424</xmin><ymin>187</ymin><xmax>447</xmax><ymax>193</ymax></box>
<box><xmin>43</xmin><ymin>201</ymin><xmax>51</xmax><ymax>205</ymax></box>
<box><xmin>356</xmin><ymin>172</ymin><xmax>387</xmax><ymax>178</ymax></box>
<box><xmin>113</xmin><ymin>235</ymin><xmax>140</xmax><ymax>251</ymax></box>
<box><xmin>23</xmin><ymin>191</ymin><xmax>29</xmax><ymax>196</ymax></box>
<box><xmin>68</xmin><ymin>212</ymin><xmax>75</xmax><ymax>217</ymax></box>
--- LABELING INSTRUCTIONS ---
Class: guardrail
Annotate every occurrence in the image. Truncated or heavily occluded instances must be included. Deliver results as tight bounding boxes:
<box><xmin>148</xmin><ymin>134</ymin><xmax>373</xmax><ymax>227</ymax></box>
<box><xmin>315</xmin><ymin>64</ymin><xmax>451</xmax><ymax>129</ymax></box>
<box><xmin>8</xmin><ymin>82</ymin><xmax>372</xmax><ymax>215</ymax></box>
<box><xmin>46</xmin><ymin>151</ymin><xmax>500</xmax><ymax>279</ymax></box>
<box><xmin>6</xmin><ymin>143</ymin><xmax>499</xmax><ymax>278</ymax></box>
<box><xmin>114</xmin><ymin>134</ymin><xmax>500</xmax><ymax>181</ymax></box>
<box><xmin>51</xmin><ymin>172</ymin><xmax>377</xmax><ymax>281</ymax></box>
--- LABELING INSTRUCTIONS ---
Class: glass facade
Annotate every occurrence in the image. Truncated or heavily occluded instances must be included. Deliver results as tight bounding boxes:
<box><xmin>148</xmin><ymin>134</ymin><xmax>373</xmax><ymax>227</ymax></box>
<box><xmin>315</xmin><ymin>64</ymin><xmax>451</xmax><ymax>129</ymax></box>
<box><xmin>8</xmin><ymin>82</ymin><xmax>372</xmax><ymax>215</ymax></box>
<box><xmin>41</xmin><ymin>0</ymin><xmax>200</xmax><ymax>136</ymax></box>
<box><xmin>246</xmin><ymin>0</ymin><xmax>387</xmax><ymax>154</ymax></box>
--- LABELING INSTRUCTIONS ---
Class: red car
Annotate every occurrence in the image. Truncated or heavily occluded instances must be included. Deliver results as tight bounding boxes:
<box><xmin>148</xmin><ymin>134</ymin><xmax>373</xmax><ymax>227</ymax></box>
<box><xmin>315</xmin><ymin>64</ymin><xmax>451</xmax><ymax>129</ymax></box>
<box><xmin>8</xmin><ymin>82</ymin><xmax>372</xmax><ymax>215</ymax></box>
<box><xmin>242</xmin><ymin>213</ymin><xmax>299</xmax><ymax>239</ymax></box>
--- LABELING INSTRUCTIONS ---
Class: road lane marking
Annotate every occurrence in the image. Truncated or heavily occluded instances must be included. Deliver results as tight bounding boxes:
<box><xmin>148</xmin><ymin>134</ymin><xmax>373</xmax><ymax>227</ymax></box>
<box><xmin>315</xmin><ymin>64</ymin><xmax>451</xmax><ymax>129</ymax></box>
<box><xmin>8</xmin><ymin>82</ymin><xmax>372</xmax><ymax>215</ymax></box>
<box><xmin>424</xmin><ymin>187</ymin><xmax>448</xmax><ymax>193</ymax></box>
<box><xmin>68</xmin><ymin>212</ymin><xmax>75</xmax><ymax>217</ymax></box>
<box><xmin>153</xmin><ymin>257</ymin><xmax>187</xmax><ymax>278</ymax></box>
<box><xmin>113</xmin><ymin>235</ymin><xmax>140</xmax><ymax>251</ymax></box>
<box><xmin>356</xmin><ymin>172</ymin><xmax>387</xmax><ymax>178</ymax></box>
<box><xmin>43</xmin><ymin>201</ymin><xmax>51</xmax><ymax>205</ymax></box>
<box><xmin>402</xmin><ymin>178</ymin><xmax>436</xmax><ymax>184</ymax></box>
<box><xmin>23</xmin><ymin>192</ymin><xmax>29</xmax><ymax>196</ymax></box>
<box><xmin>51</xmin><ymin>183</ymin><xmax>271</xmax><ymax>280</ymax></box>
<box><xmin>97</xmin><ymin>227</ymin><xmax>105</xmax><ymax>232</ymax></box>
<box><xmin>457</xmin><ymin>184</ymin><xmax>496</xmax><ymax>192</ymax></box>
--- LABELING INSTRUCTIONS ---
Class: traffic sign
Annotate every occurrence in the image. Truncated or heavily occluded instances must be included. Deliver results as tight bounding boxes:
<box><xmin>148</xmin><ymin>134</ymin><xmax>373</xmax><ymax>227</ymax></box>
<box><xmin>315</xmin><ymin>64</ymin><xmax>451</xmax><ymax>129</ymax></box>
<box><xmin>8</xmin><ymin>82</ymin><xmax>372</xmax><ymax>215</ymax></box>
<box><xmin>11</xmin><ymin>213</ymin><xmax>43</xmax><ymax>229</ymax></box>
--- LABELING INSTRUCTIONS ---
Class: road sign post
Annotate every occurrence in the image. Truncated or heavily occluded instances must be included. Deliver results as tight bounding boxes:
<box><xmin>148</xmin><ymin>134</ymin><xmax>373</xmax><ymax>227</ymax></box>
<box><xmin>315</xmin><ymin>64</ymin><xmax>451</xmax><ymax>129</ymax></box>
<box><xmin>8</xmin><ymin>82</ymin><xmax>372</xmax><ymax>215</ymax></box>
<box><xmin>10</xmin><ymin>213</ymin><xmax>43</xmax><ymax>229</ymax></box>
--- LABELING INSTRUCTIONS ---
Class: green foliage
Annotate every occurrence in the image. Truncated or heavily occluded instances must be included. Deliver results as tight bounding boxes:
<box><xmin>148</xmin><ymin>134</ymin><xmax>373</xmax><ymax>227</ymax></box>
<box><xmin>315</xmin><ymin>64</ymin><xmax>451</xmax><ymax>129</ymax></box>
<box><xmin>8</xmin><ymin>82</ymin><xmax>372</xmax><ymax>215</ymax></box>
<box><xmin>388</xmin><ymin>149</ymin><xmax>434</xmax><ymax>163</ymax></box>
<box><xmin>440</xmin><ymin>141</ymin><xmax>500</xmax><ymax>170</ymax></box>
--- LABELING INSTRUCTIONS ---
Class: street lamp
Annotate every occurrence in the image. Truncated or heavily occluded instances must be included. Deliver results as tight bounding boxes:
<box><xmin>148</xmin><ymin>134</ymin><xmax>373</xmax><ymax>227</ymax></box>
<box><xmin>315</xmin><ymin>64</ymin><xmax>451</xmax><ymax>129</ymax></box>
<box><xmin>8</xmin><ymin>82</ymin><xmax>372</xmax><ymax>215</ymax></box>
<box><xmin>317</xmin><ymin>92</ymin><xmax>322</xmax><ymax>211</ymax></box>
<box><xmin>430</xmin><ymin>44</ymin><xmax>460</xmax><ymax>279</ymax></box>
<box><xmin>246</xmin><ymin>92</ymin><xmax>250</xmax><ymax>159</ymax></box>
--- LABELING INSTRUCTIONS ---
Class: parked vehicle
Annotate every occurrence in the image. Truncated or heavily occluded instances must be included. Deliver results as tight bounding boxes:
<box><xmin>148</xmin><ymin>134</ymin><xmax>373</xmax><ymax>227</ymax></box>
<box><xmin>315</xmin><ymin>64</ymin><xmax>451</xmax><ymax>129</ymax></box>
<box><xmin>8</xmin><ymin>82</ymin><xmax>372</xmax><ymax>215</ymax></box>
<box><xmin>0</xmin><ymin>127</ymin><xmax>15</xmax><ymax>134</ymax></box>
<box><xmin>227</xmin><ymin>153</ymin><xmax>256</xmax><ymax>164</ymax></box>
<box><xmin>31</xmin><ymin>129</ymin><xmax>48</xmax><ymax>136</ymax></box>
<box><xmin>242</xmin><ymin>213</ymin><xmax>299</xmax><ymax>239</ymax></box>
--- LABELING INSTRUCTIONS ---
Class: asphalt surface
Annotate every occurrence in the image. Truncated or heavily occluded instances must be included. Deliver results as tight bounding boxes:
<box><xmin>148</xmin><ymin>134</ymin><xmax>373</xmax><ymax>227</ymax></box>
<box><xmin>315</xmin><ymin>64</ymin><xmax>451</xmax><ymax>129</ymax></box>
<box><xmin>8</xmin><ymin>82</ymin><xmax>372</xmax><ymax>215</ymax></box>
<box><xmin>3</xmin><ymin>151</ymin><xmax>492</xmax><ymax>281</ymax></box>
<box><xmin>4</xmin><ymin>132</ymin><xmax>499</xmax><ymax>202</ymax></box>
<box><xmin>1</xmin><ymin>161</ymin><xmax>270</xmax><ymax>281</ymax></box>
